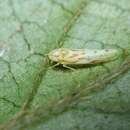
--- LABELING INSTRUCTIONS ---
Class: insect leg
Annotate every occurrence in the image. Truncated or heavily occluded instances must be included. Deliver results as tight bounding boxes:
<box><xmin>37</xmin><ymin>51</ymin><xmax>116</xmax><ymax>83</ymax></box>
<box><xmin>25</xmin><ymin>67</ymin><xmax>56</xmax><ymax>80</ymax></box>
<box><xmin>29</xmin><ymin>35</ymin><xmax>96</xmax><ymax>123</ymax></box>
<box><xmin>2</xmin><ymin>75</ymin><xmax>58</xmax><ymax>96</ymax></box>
<box><xmin>50</xmin><ymin>63</ymin><xmax>60</xmax><ymax>69</ymax></box>
<box><xmin>63</xmin><ymin>64</ymin><xmax>75</xmax><ymax>71</ymax></box>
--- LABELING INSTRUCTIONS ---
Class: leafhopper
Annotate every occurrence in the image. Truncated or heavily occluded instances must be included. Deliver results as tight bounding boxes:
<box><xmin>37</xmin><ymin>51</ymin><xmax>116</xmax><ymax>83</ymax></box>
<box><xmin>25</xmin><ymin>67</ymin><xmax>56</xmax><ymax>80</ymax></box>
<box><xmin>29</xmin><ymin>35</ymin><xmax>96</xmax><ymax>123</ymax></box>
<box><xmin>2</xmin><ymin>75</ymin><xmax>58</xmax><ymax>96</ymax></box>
<box><xmin>48</xmin><ymin>48</ymin><xmax>119</xmax><ymax>70</ymax></box>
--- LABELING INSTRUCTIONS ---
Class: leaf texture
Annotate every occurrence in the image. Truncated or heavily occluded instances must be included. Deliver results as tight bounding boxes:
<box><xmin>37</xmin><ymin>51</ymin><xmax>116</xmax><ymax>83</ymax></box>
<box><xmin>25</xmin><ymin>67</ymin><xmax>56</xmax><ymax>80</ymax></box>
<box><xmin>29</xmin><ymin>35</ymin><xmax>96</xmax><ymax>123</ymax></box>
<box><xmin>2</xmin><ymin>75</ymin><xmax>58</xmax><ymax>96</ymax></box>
<box><xmin>0</xmin><ymin>0</ymin><xmax>130</xmax><ymax>130</ymax></box>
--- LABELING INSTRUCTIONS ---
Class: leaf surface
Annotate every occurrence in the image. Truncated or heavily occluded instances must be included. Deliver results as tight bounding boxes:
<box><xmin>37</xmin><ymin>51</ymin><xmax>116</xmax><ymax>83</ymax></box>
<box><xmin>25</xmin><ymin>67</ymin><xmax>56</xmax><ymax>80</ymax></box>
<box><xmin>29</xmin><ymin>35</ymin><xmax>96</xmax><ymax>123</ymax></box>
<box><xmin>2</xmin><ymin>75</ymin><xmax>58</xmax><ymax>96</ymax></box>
<box><xmin>0</xmin><ymin>0</ymin><xmax>130</xmax><ymax>130</ymax></box>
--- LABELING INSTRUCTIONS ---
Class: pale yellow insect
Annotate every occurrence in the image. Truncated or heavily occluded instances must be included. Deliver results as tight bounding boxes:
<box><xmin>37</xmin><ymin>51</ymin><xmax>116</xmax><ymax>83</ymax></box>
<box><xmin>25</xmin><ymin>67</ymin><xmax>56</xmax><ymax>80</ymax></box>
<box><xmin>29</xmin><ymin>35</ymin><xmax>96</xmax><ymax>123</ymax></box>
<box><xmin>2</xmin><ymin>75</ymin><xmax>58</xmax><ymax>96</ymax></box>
<box><xmin>48</xmin><ymin>48</ymin><xmax>119</xmax><ymax>70</ymax></box>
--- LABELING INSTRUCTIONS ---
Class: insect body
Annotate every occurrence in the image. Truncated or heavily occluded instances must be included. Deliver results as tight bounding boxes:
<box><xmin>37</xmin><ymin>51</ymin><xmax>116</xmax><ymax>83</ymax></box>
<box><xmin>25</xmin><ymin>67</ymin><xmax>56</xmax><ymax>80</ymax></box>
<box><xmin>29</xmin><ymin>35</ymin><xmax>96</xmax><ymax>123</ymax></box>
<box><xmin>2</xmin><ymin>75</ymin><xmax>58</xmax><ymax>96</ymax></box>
<box><xmin>48</xmin><ymin>48</ymin><xmax>118</xmax><ymax>69</ymax></box>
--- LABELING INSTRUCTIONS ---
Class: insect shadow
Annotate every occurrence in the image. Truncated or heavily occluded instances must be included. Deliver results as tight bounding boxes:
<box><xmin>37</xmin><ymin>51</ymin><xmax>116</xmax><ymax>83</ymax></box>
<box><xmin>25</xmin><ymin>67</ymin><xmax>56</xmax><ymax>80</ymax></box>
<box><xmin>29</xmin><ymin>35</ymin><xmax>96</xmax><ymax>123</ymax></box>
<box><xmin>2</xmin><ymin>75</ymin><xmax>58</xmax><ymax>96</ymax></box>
<box><xmin>51</xmin><ymin>62</ymin><xmax>106</xmax><ymax>72</ymax></box>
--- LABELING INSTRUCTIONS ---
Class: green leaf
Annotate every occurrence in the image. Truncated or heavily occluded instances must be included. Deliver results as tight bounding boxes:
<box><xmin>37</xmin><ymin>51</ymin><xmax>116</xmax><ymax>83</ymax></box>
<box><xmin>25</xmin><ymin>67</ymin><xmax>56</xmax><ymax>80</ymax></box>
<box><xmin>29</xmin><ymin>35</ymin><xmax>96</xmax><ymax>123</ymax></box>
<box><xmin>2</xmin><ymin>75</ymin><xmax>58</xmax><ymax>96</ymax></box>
<box><xmin>0</xmin><ymin>0</ymin><xmax>130</xmax><ymax>130</ymax></box>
